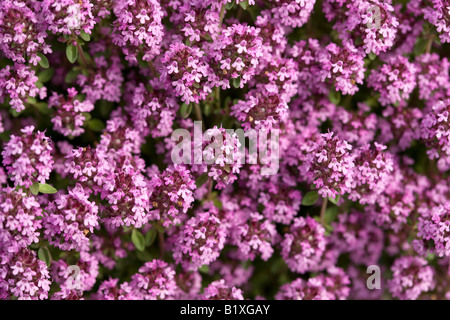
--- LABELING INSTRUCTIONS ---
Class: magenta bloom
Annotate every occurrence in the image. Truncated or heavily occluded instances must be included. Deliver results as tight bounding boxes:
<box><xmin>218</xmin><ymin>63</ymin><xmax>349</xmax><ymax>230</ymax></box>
<box><xmin>280</xmin><ymin>216</ymin><xmax>326</xmax><ymax>273</ymax></box>
<box><xmin>172</xmin><ymin>208</ymin><xmax>227</xmax><ymax>271</ymax></box>
<box><xmin>112</xmin><ymin>0</ymin><xmax>164</xmax><ymax>63</ymax></box>
<box><xmin>388</xmin><ymin>256</ymin><xmax>435</xmax><ymax>300</ymax></box>
<box><xmin>128</xmin><ymin>260</ymin><xmax>177</xmax><ymax>300</ymax></box>
<box><xmin>2</xmin><ymin>125</ymin><xmax>54</xmax><ymax>188</ymax></box>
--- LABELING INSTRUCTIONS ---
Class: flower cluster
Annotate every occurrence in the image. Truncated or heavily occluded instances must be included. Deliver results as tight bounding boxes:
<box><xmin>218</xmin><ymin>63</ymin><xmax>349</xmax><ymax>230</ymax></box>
<box><xmin>2</xmin><ymin>125</ymin><xmax>54</xmax><ymax>188</ymax></box>
<box><xmin>2</xmin><ymin>0</ymin><xmax>450</xmax><ymax>302</ymax></box>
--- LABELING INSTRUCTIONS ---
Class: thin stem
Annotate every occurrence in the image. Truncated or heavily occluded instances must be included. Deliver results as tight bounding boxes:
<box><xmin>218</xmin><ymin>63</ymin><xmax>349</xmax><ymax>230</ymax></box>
<box><xmin>194</xmin><ymin>103</ymin><xmax>206</xmax><ymax>132</ymax></box>
<box><xmin>206</xmin><ymin>179</ymin><xmax>213</xmax><ymax>200</ymax></box>
<box><xmin>426</xmin><ymin>36</ymin><xmax>433</xmax><ymax>53</ymax></box>
<box><xmin>219</xmin><ymin>5</ymin><xmax>226</xmax><ymax>28</ymax></box>
<box><xmin>320</xmin><ymin>197</ymin><xmax>328</xmax><ymax>226</ymax></box>
<box><xmin>158</xmin><ymin>230</ymin><xmax>165</xmax><ymax>259</ymax></box>
<box><xmin>76</xmin><ymin>43</ymin><xmax>90</xmax><ymax>68</ymax></box>
<box><xmin>148</xmin><ymin>61</ymin><xmax>159</xmax><ymax>77</ymax></box>
<box><xmin>215</xmin><ymin>87</ymin><xmax>221</xmax><ymax>109</ymax></box>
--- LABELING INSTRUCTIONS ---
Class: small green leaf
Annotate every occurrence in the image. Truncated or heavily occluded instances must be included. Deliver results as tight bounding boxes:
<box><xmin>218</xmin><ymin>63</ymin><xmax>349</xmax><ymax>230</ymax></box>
<box><xmin>232</xmin><ymin>77</ymin><xmax>241</xmax><ymax>88</ymax></box>
<box><xmin>328</xmin><ymin>194</ymin><xmax>341</xmax><ymax>205</ymax></box>
<box><xmin>329</xmin><ymin>90</ymin><xmax>341</xmax><ymax>105</ymax></box>
<box><xmin>38</xmin><ymin>247</ymin><xmax>52</xmax><ymax>267</ymax></box>
<box><xmin>239</xmin><ymin>0</ymin><xmax>249</xmax><ymax>9</ymax></box>
<box><xmin>145</xmin><ymin>229</ymin><xmax>157</xmax><ymax>247</ymax></box>
<box><xmin>199</xmin><ymin>265</ymin><xmax>209</xmax><ymax>273</ymax></box>
<box><xmin>225</xmin><ymin>2</ymin><xmax>234</xmax><ymax>10</ymax></box>
<box><xmin>302</xmin><ymin>191</ymin><xmax>319</xmax><ymax>206</ymax></box>
<box><xmin>131</xmin><ymin>229</ymin><xmax>145</xmax><ymax>251</ymax></box>
<box><xmin>82</xmin><ymin>112</ymin><xmax>92</xmax><ymax>121</ymax></box>
<box><xmin>88</xmin><ymin>119</ymin><xmax>105</xmax><ymax>132</ymax></box>
<box><xmin>30</xmin><ymin>182</ymin><xmax>39</xmax><ymax>195</ymax></box>
<box><xmin>79</xmin><ymin>31</ymin><xmax>91</xmax><ymax>42</ymax></box>
<box><xmin>66</xmin><ymin>44</ymin><xmax>78</xmax><ymax>64</ymax></box>
<box><xmin>9</xmin><ymin>108</ymin><xmax>22</xmax><ymax>117</ymax></box>
<box><xmin>324</xmin><ymin>206</ymin><xmax>339</xmax><ymax>225</ymax></box>
<box><xmin>37</xmin><ymin>53</ymin><xmax>49</xmax><ymax>68</ymax></box>
<box><xmin>65</xmin><ymin>68</ymin><xmax>81</xmax><ymax>83</ymax></box>
<box><xmin>368</xmin><ymin>52</ymin><xmax>377</xmax><ymax>61</ymax></box>
<box><xmin>204</xmin><ymin>103</ymin><xmax>212</xmax><ymax>117</ymax></box>
<box><xmin>38</xmin><ymin>183</ymin><xmax>57</xmax><ymax>194</ymax></box>
<box><xmin>38</xmin><ymin>68</ymin><xmax>54</xmax><ymax>83</ymax></box>
<box><xmin>180</xmin><ymin>103</ymin><xmax>192</xmax><ymax>119</ymax></box>
<box><xmin>35</xmin><ymin>102</ymin><xmax>50</xmax><ymax>115</ymax></box>
<box><xmin>195</xmin><ymin>173</ymin><xmax>209</xmax><ymax>188</ymax></box>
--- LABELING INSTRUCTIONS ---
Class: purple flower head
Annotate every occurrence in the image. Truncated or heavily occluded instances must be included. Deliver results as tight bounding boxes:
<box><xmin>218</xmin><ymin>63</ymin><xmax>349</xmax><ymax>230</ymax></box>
<box><xmin>43</xmin><ymin>184</ymin><xmax>99</xmax><ymax>252</ymax></box>
<box><xmin>208</xmin><ymin>24</ymin><xmax>263</xmax><ymax>89</ymax></box>
<box><xmin>0</xmin><ymin>247</ymin><xmax>51</xmax><ymax>300</ymax></box>
<box><xmin>112</xmin><ymin>0</ymin><xmax>164</xmax><ymax>63</ymax></box>
<box><xmin>300</xmin><ymin>131</ymin><xmax>354</xmax><ymax>199</ymax></box>
<box><xmin>161</xmin><ymin>42</ymin><xmax>214</xmax><ymax>104</ymax></box>
<box><xmin>201</xmin><ymin>279</ymin><xmax>244</xmax><ymax>300</ymax></box>
<box><xmin>172</xmin><ymin>206</ymin><xmax>227</xmax><ymax>271</ymax></box>
<box><xmin>368</xmin><ymin>55</ymin><xmax>417</xmax><ymax>106</ymax></box>
<box><xmin>128</xmin><ymin>259</ymin><xmax>177</xmax><ymax>300</ymax></box>
<box><xmin>0</xmin><ymin>187</ymin><xmax>42</xmax><ymax>251</ymax></box>
<box><xmin>0</xmin><ymin>0</ymin><xmax>51</xmax><ymax>66</ymax></box>
<box><xmin>48</xmin><ymin>87</ymin><xmax>94</xmax><ymax>137</ymax></box>
<box><xmin>388</xmin><ymin>256</ymin><xmax>435</xmax><ymax>300</ymax></box>
<box><xmin>149</xmin><ymin>165</ymin><xmax>196</xmax><ymax>228</ymax></box>
<box><xmin>280</xmin><ymin>216</ymin><xmax>326</xmax><ymax>273</ymax></box>
<box><xmin>0</xmin><ymin>63</ymin><xmax>46</xmax><ymax>113</ymax></box>
<box><xmin>2</xmin><ymin>125</ymin><xmax>54</xmax><ymax>188</ymax></box>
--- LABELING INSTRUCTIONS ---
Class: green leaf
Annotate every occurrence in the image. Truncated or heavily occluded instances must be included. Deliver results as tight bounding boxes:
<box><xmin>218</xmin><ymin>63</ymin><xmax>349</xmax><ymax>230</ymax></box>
<box><xmin>199</xmin><ymin>265</ymin><xmax>209</xmax><ymax>273</ymax></box>
<box><xmin>79</xmin><ymin>31</ymin><xmax>91</xmax><ymax>42</ymax></box>
<box><xmin>239</xmin><ymin>0</ymin><xmax>249</xmax><ymax>9</ymax></box>
<box><xmin>88</xmin><ymin>119</ymin><xmax>105</xmax><ymax>132</ymax></box>
<box><xmin>9</xmin><ymin>108</ymin><xmax>22</xmax><ymax>117</ymax></box>
<box><xmin>38</xmin><ymin>68</ymin><xmax>54</xmax><ymax>83</ymax></box>
<box><xmin>324</xmin><ymin>206</ymin><xmax>339</xmax><ymax>225</ymax></box>
<box><xmin>180</xmin><ymin>103</ymin><xmax>192</xmax><ymax>119</ymax></box>
<box><xmin>225</xmin><ymin>2</ymin><xmax>235</xmax><ymax>10</ymax></box>
<box><xmin>38</xmin><ymin>183</ymin><xmax>57</xmax><ymax>194</ymax></box>
<box><xmin>328</xmin><ymin>194</ymin><xmax>341</xmax><ymax>205</ymax></box>
<box><xmin>195</xmin><ymin>173</ymin><xmax>209</xmax><ymax>188</ymax></box>
<box><xmin>37</xmin><ymin>53</ymin><xmax>49</xmax><ymax>68</ymax></box>
<box><xmin>368</xmin><ymin>52</ymin><xmax>377</xmax><ymax>61</ymax></box>
<box><xmin>82</xmin><ymin>112</ymin><xmax>92</xmax><ymax>121</ymax></box>
<box><xmin>30</xmin><ymin>182</ymin><xmax>39</xmax><ymax>195</ymax></box>
<box><xmin>414</xmin><ymin>37</ymin><xmax>429</xmax><ymax>56</ymax></box>
<box><xmin>145</xmin><ymin>229</ymin><xmax>157</xmax><ymax>247</ymax></box>
<box><xmin>65</xmin><ymin>68</ymin><xmax>81</xmax><ymax>83</ymax></box>
<box><xmin>329</xmin><ymin>90</ymin><xmax>341</xmax><ymax>105</ymax></box>
<box><xmin>131</xmin><ymin>229</ymin><xmax>145</xmax><ymax>251</ymax></box>
<box><xmin>66</xmin><ymin>44</ymin><xmax>78</xmax><ymax>64</ymax></box>
<box><xmin>232</xmin><ymin>77</ymin><xmax>241</xmax><ymax>89</ymax></box>
<box><xmin>38</xmin><ymin>247</ymin><xmax>52</xmax><ymax>267</ymax></box>
<box><xmin>302</xmin><ymin>191</ymin><xmax>319</xmax><ymax>206</ymax></box>
<box><xmin>204</xmin><ymin>103</ymin><xmax>212</xmax><ymax>117</ymax></box>
<box><xmin>35</xmin><ymin>102</ymin><xmax>50</xmax><ymax>115</ymax></box>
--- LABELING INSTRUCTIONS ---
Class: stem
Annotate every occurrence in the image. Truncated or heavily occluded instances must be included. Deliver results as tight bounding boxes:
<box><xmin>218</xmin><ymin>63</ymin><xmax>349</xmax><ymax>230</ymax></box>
<box><xmin>206</xmin><ymin>179</ymin><xmax>213</xmax><ymax>200</ymax></box>
<box><xmin>219</xmin><ymin>5</ymin><xmax>226</xmax><ymax>28</ymax></box>
<box><xmin>194</xmin><ymin>103</ymin><xmax>202</xmax><ymax>121</ymax></box>
<box><xmin>76</xmin><ymin>43</ymin><xmax>90</xmax><ymax>68</ymax></box>
<box><xmin>215</xmin><ymin>87</ymin><xmax>221</xmax><ymax>109</ymax></box>
<box><xmin>158</xmin><ymin>230</ymin><xmax>165</xmax><ymax>259</ymax></box>
<box><xmin>320</xmin><ymin>197</ymin><xmax>328</xmax><ymax>226</ymax></box>
<box><xmin>426</xmin><ymin>36</ymin><xmax>433</xmax><ymax>53</ymax></box>
<box><xmin>194</xmin><ymin>103</ymin><xmax>206</xmax><ymax>132</ymax></box>
<box><xmin>148</xmin><ymin>61</ymin><xmax>159</xmax><ymax>77</ymax></box>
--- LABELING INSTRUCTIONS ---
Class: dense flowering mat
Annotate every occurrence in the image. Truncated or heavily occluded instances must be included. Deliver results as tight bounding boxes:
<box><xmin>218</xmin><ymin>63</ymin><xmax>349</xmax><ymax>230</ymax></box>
<box><xmin>1</xmin><ymin>0</ymin><xmax>450</xmax><ymax>300</ymax></box>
